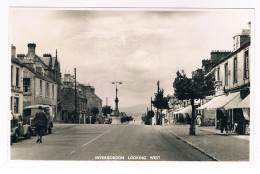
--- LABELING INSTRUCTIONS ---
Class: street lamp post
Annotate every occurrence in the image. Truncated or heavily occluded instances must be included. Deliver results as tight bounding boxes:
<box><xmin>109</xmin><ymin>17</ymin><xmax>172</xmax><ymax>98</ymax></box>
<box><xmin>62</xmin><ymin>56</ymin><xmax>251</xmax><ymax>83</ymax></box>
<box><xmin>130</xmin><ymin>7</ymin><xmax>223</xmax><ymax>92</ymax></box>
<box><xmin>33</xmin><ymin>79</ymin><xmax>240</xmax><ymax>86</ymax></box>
<box><xmin>112</xmin><ymin>81</ymin><xmax>122</xmax><ymax>116</ymax></box>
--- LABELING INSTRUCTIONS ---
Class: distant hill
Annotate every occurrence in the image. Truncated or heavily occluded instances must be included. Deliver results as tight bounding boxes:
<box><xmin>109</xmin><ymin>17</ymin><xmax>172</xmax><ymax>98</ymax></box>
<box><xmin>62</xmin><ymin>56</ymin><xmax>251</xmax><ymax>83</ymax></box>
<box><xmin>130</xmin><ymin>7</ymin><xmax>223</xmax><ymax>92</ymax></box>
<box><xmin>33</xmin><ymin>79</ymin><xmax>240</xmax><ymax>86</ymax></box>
<box><xmin>120</xmin><ymin>104</ymin><xmax>150</xmax><ymax>116</ymax></box>
<box><xmin>119</xmin><ymin>104</ymin><xmax>150</xmax><ymax>124</ymax></box>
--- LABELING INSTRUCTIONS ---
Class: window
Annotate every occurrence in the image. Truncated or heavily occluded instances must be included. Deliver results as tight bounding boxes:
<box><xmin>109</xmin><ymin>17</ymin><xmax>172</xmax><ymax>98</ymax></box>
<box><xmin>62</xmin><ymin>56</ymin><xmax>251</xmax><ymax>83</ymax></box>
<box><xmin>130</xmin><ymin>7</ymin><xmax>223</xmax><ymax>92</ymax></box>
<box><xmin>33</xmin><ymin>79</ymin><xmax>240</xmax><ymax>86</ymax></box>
<box><xmin>225</xmin><ymin>62</ymin><xmax>228</xmax><ymax>86</ymax></box>
<box><xmin>14</xmin><ymin>97</ymin><xmax>19</xmax><ymax>114</ymax></box>
<box><xmin>52</xmin><ymin>84</ymin><xmax>54</xmax><ymax>98</ymax></box>
<box><xmin>40</xmin><ymin>80</ymin><xmax>43</xmax><ymax>95</ymax></box>
<box><xmin>46</xmin><ymin>83</ymin><xmax>49</xmax><ymax>97</ymax></box>
<box><xmin>217</xmin><ymin>67</ymin><xmax>220</xmax><ymax>81</ymax></box>
<box><xmin>11</xmin><ymin>65</ymin><xmax>13</xmax><ymax>86</ymax></box>
<box><xmin>16</xmin><ymin>67</ymin><xmax>19</xmax><ymax>86</ymax></box>
<box><xmin>23</xmin><ymin>78</ymin><xmax>30</xmax><ymax>92</ymax></box>
<box><xmin>10</xmin><ymin>97</ymin><xmax>12</xmax><ymax>111</ymax></box>
<box><xmin>233</xmin><ymin>57</ymin><xmax>237</xmax><ymax>83</ymax></box>
<box><xmin>244</xmin><ymin>50</ymin><xmax>249</xmax><ymax>79</ymax></box>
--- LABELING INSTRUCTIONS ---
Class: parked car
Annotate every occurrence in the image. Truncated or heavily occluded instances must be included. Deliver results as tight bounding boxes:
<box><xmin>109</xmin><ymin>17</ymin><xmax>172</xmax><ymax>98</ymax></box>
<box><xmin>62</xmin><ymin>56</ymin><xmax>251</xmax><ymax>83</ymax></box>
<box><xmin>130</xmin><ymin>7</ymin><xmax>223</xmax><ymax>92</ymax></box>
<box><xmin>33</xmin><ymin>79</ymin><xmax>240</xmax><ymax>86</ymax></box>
<box><xmin>23</xmin><ymin>105</ymin><xmax>54</xmax><ymax>135</ymax></box>
<box><xmin>10</xmin><ymin>111</ymin><xmax>32</xmax><ymax>144</ymax></box>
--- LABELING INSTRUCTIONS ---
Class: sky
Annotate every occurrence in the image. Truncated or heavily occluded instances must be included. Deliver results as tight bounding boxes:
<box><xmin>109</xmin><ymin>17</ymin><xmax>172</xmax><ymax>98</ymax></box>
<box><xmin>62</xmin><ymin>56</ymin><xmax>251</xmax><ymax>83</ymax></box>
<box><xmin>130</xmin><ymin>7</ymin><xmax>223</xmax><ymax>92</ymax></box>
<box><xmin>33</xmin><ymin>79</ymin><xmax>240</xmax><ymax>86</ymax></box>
<box><xmin>10</xmin><ymin>8</ymin><xmax>253</xmax><ymax>108</ymax></box>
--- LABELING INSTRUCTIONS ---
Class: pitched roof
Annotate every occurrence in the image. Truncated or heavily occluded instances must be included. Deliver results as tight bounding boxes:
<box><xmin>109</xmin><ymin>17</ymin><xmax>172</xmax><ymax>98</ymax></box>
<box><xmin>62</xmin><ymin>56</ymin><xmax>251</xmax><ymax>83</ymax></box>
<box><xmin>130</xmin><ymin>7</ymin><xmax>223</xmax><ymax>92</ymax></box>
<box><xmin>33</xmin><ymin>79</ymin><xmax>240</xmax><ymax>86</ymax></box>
<box><xmin>23</xmin><ymin>64</ymin><xmax>56</xmax><ymax>84</ymax></box>
<box><xmin>11</xmin><ymin>57</ymin><xmax>24</xmax><ymax>67</ymax></box>
<box><xmin>41</xmin><ymin>56</ymin><xmax>51</xmax><ymax>67</ymax></box>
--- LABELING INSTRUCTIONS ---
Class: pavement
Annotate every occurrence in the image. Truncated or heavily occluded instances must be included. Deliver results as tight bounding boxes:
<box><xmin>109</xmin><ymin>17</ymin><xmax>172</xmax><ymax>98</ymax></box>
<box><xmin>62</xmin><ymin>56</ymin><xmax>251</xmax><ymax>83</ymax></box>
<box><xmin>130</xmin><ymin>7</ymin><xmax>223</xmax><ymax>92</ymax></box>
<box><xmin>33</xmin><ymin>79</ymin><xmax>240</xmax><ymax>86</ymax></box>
<box><xmin>166</xmin><ymin>124</ymin><xmax>250</xmax><ymax>161</ymax></box>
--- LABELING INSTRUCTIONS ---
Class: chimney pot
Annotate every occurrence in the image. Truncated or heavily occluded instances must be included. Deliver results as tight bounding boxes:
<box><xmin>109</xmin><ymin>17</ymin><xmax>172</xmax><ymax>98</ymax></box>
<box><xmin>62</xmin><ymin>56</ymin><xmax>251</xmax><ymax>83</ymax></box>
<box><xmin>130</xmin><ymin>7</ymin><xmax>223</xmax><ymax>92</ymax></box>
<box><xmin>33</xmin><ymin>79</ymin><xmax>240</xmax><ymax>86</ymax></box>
<box><xmin>27</xmin><ymin>43</ymin><xmax>36</xmax><ymax>59</ymax></box>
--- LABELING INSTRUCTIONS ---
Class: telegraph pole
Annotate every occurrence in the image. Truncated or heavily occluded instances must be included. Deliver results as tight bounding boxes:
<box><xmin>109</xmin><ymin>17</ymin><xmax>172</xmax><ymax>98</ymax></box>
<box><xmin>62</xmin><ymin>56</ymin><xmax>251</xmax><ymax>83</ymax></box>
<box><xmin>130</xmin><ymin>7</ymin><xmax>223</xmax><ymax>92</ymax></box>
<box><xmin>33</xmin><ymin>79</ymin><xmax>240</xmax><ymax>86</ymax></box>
<box><xmin>151</xmin><ymin>97</ymin><xmax>153</xmax><ymax>111</ymax></box>
<box><xmin>74</xmin><ymin>68</ymin><xmax>77</xmax><ymax>124</ymax></box>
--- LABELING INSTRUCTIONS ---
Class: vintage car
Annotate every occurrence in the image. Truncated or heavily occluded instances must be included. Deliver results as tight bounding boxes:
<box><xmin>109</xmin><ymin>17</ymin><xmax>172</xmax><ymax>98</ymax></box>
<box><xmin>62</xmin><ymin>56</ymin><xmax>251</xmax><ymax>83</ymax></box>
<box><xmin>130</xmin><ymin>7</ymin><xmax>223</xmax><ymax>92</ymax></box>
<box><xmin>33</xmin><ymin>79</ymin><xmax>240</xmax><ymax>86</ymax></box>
<box><xmin>10</xmin><ymin>111</ymin><xmax>32</xmax><ymax>144</ymax></box>
<box><xmin>23</xmin><ymin>105</ymin><xmax>54</xmax><ymax>135</ymax></box>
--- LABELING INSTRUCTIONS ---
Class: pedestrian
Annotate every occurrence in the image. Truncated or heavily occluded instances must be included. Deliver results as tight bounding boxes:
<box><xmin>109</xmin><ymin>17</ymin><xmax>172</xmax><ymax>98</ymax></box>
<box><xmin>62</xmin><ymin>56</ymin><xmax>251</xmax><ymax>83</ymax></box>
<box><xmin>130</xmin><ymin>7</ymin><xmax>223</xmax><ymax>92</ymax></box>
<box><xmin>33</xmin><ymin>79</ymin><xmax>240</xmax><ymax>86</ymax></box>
<box><xmin>220</xmin><ymin>114</ymin><xmax>228</xmax><ymax>133</ymax></box>
<box><xmin>34</xmin><ymin>106</ymin><xmax>47</xmax><ymax>143</ymax></box>
<box><xmin>196</xmin><ymin>114</ymin><xmax>202</xmax><ymax>127</ymax></box>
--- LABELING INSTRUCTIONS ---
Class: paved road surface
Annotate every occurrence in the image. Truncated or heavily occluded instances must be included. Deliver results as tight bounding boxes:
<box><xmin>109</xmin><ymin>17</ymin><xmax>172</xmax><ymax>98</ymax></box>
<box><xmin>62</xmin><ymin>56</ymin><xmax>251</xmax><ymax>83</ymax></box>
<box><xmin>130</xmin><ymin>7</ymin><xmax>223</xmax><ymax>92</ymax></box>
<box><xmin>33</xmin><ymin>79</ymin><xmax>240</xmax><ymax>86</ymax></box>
<box><xmin>11</xmin><ymin>124</ymin><xmax>214</xmax><ymax>161</ymax></box>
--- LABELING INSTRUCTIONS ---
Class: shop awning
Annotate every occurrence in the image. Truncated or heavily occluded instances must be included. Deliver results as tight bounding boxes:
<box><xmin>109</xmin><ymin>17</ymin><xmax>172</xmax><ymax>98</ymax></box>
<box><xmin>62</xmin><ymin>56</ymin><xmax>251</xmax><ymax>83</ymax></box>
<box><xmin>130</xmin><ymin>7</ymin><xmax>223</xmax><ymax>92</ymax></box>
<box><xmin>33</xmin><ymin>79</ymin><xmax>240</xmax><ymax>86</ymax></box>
<box><xmin>197</xmin><ymin>95</ymin><xmax>225</xmax><ymax>110</ymax></box>
<box><xmin>207</xmin><ymin>92</ymin><xmax>242</xmax><ymax>110</ymax></box>
<box><xmin>173</xmin><ymin>107</ymin><xmax>183</xmax><ymax>114</ymax></box>
<box><xmin>232</xmin><ymin>94</ymin><xmax>250</xmax><ymax>109</ymax></box>
<box><xmin>174</xmin><ymin>105</ymin><xmax>192</xmax><ymax>116</ymax></box>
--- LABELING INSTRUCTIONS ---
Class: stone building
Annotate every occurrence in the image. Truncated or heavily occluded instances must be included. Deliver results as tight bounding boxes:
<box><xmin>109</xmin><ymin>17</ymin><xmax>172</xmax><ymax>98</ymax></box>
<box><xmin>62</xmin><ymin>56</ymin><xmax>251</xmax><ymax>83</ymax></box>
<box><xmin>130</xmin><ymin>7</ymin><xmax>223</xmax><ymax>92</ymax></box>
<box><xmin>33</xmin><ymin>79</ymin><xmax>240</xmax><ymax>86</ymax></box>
<box><xmin>202</xmin><ymin>50</ymin><xmax>232</xmax><ymax>74</ymax></box>
<box><xmin>14</xmin><ymin>43</ymin><xmax>62</xmax><ymax>121</ymax></box>
<box><xmin>10</xmin><ymin>46</ymin><xmax>24</xmax><ymax>115</ymax></box>
<box><xmin>22</xmin><ymin>64</ymin><xmax>57</xmax><ymax>113</ymax></box>
<box><xmin>198</xmin><ymin>23</ymin><xmax>251</xmax><ymax>134</ymax></box>
<box><xmin>60</xmin><ymin>79</ymin><xmax>88</xmax><ymax>123</ymax></box>
<box><xmin>61</xmin><ymin>73</ymin><xmax>102</xmax><ymax>124</ymax></box>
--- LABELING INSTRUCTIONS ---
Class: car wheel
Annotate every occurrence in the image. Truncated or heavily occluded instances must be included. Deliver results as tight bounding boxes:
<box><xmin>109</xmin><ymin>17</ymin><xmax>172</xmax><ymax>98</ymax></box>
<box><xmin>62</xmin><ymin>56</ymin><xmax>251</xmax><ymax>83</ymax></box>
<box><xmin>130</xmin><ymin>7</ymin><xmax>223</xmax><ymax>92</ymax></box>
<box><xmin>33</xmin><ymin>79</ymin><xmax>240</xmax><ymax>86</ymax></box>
<box><xmin>24</xmin><ymin>132</ymin><xmax>31</xmax><ymax>139</ymax></box>
<box><xmin>13</xmin><ymin>132</ymin><xmax>19</xmax><ymax>143</ymax></box>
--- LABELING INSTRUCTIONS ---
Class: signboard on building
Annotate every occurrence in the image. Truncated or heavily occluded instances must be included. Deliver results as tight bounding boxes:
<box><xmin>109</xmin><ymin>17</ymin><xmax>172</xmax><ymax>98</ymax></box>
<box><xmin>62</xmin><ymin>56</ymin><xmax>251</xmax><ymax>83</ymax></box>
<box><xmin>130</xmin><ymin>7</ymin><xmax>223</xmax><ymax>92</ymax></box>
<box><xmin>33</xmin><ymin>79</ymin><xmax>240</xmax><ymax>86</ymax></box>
<box><xmin>214</xmin><ymin>81</ymin><xmax>224</xmax><ymax>96</ymax></box>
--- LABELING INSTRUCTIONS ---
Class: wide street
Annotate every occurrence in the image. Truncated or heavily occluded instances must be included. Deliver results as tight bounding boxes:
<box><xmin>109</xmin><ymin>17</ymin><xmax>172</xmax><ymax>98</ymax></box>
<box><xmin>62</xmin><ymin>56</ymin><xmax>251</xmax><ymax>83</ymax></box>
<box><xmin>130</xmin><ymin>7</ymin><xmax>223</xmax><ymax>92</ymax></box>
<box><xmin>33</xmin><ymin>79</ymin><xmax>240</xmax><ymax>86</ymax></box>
<box><xmin>11</xmin><ymin>123</ymin><xmax>215</xmax><ymax>161</ymax></box>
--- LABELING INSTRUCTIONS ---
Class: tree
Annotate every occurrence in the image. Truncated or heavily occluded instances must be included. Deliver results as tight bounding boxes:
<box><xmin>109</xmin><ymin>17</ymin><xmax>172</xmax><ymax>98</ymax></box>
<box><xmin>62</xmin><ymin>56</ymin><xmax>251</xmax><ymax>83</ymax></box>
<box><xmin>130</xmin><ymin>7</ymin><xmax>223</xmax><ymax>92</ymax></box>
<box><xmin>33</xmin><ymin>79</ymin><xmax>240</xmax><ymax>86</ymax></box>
<box><xmin>173</xmin><ymin>69</ymin><xmax>214</xmax><ymax>135</ymax></box>
<box><xmin>91</xmin><ymin>107</ymin><xmax>99</xmax><ymax>124</ymax></box>
<box><xmin>102</xmin><ymin>106</ymin><xmax>113</xmax><ymax>117</ymax></box>
<box><xmin>146</xmin><ymin>110</ymin><xmax>155</xmax><ymax>125</ymax></box>
<box><xmin>152</xmin><ymin>88</ymin><xmax>169</xmax><ymax>125</ymax></box>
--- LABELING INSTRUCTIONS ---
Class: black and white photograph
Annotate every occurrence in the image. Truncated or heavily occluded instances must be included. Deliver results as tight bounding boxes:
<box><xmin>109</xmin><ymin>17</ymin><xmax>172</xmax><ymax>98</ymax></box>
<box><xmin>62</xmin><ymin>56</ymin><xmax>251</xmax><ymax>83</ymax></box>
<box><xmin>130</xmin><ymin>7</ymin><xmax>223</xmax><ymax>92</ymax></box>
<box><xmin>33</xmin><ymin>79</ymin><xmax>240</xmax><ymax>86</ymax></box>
<box><xmin>1</xmin><ymin>0</ymin><xmax>260</xmax><ymax>171</ymax></box>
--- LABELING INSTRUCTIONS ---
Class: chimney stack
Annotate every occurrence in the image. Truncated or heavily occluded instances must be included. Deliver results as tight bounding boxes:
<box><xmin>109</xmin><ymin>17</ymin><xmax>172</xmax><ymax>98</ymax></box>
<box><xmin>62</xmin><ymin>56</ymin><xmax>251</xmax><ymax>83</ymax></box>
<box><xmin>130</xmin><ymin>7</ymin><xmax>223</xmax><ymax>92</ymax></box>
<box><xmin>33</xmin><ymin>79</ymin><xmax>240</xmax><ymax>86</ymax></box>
<box><xmin>27</xmin><ymin>43</ymin><xmax>36</xmax><ymax>59</ymax></box>
<box><xmin>11</xmin><ymin>44</ymin><xmax>16</xmax><ymax>58</ymax></box>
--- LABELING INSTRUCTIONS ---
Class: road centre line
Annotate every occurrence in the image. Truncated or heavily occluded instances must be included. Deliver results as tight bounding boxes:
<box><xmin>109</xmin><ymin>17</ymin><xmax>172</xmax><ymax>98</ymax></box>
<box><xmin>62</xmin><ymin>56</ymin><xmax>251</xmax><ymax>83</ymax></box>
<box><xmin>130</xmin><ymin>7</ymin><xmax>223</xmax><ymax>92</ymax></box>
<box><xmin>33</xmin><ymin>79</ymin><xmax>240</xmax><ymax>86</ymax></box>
<box><xmin>81</xmin><ymin>126</ymin><xmax>116</xmax><ymax>147</ymax></box>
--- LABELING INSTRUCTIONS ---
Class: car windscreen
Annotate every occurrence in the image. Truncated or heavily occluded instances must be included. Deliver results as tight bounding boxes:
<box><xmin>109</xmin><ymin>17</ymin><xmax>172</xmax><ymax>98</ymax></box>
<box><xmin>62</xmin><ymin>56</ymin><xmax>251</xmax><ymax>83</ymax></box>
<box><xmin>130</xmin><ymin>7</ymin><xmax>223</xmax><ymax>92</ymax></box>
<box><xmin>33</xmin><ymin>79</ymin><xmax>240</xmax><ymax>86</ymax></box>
<box><xmin>23</xmin><ymin>108</ymin><xmax>38</xmax><ymax>118</ymax></box>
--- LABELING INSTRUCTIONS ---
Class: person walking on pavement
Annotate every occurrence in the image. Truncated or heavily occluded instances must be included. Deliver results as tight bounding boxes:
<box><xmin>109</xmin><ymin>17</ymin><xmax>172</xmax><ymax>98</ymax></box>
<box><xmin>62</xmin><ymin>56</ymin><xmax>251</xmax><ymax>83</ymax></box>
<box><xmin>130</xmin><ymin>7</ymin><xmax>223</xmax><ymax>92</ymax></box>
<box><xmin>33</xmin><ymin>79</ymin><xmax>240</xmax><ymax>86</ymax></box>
<box><xmin>34</xmin><ymin>106</ymin><xmax>47</xmax><ymax>143</ymax></box>
<box><xmin>196</xmin><ymin>114</ymin><xmax>202</xmax><ymax>127</ymax></box>
<box><xmin>220</xmin><ymin>112</ymin><xmax>228</xmax><ymax>133</ymax></box>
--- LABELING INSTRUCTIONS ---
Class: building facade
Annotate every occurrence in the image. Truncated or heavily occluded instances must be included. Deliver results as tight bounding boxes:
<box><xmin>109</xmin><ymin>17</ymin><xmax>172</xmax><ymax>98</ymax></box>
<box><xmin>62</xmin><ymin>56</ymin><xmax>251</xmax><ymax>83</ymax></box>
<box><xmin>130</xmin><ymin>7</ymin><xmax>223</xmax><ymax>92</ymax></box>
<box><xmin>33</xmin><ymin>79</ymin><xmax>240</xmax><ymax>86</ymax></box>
<box><xmin>198</xmin><ymin>23</ymin><xmax>251</xmax><ymax>134</ymax></box>
<box><xmin>61</xmin><ymin>73</ymin><xmax>102</xmax><ymax>124</ymax></box>
<box><xmin>14</xmin><ymin>43</ymin><xmax>62</xmax><ymax>121</ymax></box>
<box><xmin>10</xmin><ymin>48</ymin><xmax>24</xmax><ymax>115</ymax></box>
<box><xmin>22</xmin><ymin>65</ymin><xmax>57</xmax><ymax>115</ymax></box>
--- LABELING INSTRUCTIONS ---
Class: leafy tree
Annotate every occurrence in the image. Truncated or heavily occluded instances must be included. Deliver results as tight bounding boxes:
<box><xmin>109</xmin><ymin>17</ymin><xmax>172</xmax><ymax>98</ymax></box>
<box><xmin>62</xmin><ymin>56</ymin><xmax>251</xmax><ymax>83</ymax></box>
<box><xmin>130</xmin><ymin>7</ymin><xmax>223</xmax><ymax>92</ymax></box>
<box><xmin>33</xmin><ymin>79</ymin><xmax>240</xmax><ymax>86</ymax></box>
<box><xmin>152</xmin><ymin>88</ymin><xmax>169</xmax><ymax>125</ymax></box>
<box><xmin>147</xmin><ymin>110</ymin><xmax>155</xmax><ymax>119</ymax></box>
<box><xmin>102</xmin><ymin>106</ymin><xmax>113</xmax><ymax>117</ymax></box>
<box><xmin>91</xmin><ymin>107</ymin><xmax>99</xmax><ymax>124</ymax></box>
<box><xmin>173</xmin><ymin>69</ymin><xmax>214</xmax><ymax>135</ymax></box>
<box><xmin>121</xmin><ymin>115</ymin><xmax>133</xmax><ymax>123</ymax></box>
<box><xmin>143</xmin><ymin>110</ymin><xmax>155</xmax><ymax>125</ymax></box>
